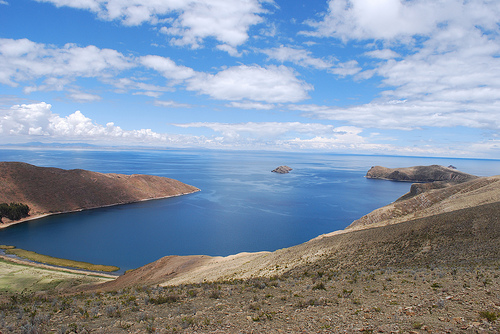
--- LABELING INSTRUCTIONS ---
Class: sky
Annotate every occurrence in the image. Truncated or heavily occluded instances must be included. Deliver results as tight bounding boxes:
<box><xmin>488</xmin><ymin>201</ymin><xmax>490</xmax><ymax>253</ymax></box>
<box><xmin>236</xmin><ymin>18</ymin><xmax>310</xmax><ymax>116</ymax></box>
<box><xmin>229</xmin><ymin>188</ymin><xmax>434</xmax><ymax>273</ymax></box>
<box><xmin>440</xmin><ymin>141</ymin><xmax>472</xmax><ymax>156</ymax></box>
<box><xmin>1</xmin><ymin>0</ymin><xmax>500</xmax><ymax>158</ymax></box>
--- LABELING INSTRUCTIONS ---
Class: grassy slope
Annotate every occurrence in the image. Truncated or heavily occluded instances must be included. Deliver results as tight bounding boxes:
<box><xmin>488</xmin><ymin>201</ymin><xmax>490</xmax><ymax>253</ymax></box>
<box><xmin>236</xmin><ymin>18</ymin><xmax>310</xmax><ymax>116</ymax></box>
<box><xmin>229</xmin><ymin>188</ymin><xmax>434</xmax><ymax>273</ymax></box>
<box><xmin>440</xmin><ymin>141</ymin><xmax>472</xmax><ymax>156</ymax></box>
<box><xmin>0</xmin><ymin>259</ymin><xmax>113</xmax><ymax>293</ymax></box>
<box><xmin>5</xmin><ymin>248</ymin><xmax>120</xmax><ymax>272</ymax></box>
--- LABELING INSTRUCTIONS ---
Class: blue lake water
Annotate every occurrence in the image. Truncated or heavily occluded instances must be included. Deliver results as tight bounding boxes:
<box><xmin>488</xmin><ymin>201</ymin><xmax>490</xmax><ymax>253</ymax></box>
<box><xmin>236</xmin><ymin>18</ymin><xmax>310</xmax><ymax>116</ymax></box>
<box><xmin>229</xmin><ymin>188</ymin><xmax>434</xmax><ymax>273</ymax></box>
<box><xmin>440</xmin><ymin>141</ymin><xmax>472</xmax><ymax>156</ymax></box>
<box><xmin>0</xmin><ymin>148</ymin><xmax>498</xmax><ymax>272</ymax></box>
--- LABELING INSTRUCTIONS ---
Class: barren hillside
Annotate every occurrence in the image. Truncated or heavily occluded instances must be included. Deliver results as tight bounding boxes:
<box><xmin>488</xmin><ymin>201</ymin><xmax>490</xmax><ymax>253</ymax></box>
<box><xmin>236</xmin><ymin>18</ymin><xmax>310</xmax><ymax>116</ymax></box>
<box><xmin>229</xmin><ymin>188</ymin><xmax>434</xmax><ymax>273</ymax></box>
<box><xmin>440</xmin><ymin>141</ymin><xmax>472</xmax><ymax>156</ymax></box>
<box><xmin>0</xmin><ymin>162</ymin><xmax>199</xmax><ymax>221</ymax></box>
<box><xmin>347</xmin><ymin>175</ymin><xmax>500</xmax><ymax>230</ymax></box>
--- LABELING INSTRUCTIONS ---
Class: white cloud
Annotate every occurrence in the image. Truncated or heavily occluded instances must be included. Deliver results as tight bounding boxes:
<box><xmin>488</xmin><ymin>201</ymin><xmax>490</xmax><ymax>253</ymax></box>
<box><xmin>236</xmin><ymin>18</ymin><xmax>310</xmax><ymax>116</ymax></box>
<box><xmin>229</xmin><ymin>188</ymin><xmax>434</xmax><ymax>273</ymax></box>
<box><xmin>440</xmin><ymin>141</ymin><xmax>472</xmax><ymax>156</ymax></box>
<box><xmin>0</xmin><ymin>102</ymin><xmax>196</xmax><ymax>145</ymax></box>
<box><xmin>298</xmin><ymin>0</ymin><xmax>500</xmax><ymax>132</ymax></box>
<box><xmin>328</xmin><ymin>60</ymin><xmax>361</xmax><ymax>77</ymax></box>
<box><xmin>0</xmin><ymin>0</ymin><xmax>9</xmax><ymax>5</ymax></box>
<box><xmin>140</xmin><ymin>55</ymin><xmax>196</xmax><ymax>82</ymax></box>
<box><xmin>364</xmin><ymin>49</ymin><xmax>400</xmax><ymax>59</ymax></box>
<box><xmin>154</xmin><ymin>100</ymin><xmax>192</xmax><ymax>108</ymax></box>
<box><xmin>67</xmin><ymin>90</ymin><xmax>102</xmax><ymax>102</ymax></box>
<box><xmin>187</xmin><ymin>65</ymin><xmax>313</xmax><ymax>103</ymax></box>
<box><xmin>0</xmin><ymin>38</ymin><xmax>133</xmax><ymax>95</ymax></box>
<box><xmin>292</xmin><ymin>99</ymin><xmax>500</xmax><ymax>131</ymax></box>
<box><xmin>36</xmin><ymin>0</ymin><xmax>273</xmax><ymax>50</ymax></box>
<box><xmin>1</xmin><ymin>102</ymin><xmax>494</xmax><ymax>156</ymax></box>
<box><xmin>261</xmin><ymin>46</ymin><xmax>362</xmax><ymax>77</ymax></box>
<box><xmin>0</xmin><ymin>38</ymin><xmax>314</xmax><ymax>104</ymax></box>
<box><xmin>226</xmin><ymin>101</ymin><xmax>276</xmax><ymax>110</ymax></box>
<box><xmin>303</xmin><ymin>0</ymin><xmax>458</xmax><ymax>41</ymax></box>
<box><xmin>174</xmin><ymin>121</ymin><xmax>347</xmax><ymax>138</ymax></box>
<box><xmin>261</xmin><ymin>46</ymin><xmax>333</xmax><ymax>70</ymax></box>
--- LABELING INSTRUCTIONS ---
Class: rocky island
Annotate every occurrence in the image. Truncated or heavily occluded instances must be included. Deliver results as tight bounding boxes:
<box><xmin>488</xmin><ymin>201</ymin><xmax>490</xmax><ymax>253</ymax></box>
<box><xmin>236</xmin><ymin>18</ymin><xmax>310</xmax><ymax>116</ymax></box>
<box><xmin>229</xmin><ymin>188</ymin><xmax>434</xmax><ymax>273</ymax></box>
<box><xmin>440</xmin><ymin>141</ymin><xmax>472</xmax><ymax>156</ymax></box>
<box><xmin>0</xmin><ymin>161</ymin><xmax>199</xmax><ymax>226</ymax></box>
<box><xmin>271</xmin><ymin>165</ymin><xmax>292</xmax><ymax>174</ymax></box>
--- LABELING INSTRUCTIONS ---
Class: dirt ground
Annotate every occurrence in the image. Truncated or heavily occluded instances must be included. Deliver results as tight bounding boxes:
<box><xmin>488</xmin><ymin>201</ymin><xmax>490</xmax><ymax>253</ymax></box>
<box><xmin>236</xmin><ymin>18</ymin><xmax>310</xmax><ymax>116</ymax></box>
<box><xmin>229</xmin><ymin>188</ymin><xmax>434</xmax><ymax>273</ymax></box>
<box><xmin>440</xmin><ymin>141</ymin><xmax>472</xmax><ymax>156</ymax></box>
<box><xmin>1</xmin><ymin>264</ymin><xmax>499</xmax><ymax>333</ymax></box>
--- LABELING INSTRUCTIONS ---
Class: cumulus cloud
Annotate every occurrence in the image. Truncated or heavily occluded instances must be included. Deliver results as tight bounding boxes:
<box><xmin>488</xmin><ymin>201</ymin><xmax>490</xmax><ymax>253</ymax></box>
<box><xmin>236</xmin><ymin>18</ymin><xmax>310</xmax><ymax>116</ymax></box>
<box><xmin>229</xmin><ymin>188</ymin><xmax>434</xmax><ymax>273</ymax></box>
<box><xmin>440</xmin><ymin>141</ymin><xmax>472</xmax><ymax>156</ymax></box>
<box><xmin>261</xmin><ymin>46</ymin><xmax>362</xmax><ymax>76</ymax></box>
<box><xmin>140</xmin><ymin>55</ymin><xmax>195</xmax><ymax>82</ymax></box>
<box><xmin>0</xmin><ymin>102</ymin><xmax>197</xmax><ymax>145</ymax></box>
<box><xmin>0</xmin><ymin>38</ymin><xmax>133</xmax><ymax>99</ymax></box>
<box><xmin>303</xmin><ymin>0</ymin><xmax>457</xmax><ymax>41</ymax></box>
<box><xmin>364</xmin><ymin>49</ymin><xmax>400</xmax><ymax>59</ymax></box>
<box><xmin>261</xmin><ymin>46</ymin><xmax>333</xmax><ymax>70</ymax></box>
<box><xmin>0</xmin><ymin>38</ymin><xmax>315</xmax><ymax>104</ymax></box>
<box><xmin>186</xmin><ymin>65</ymin><xmax>313</xmax><ymax>103</ymax></box>
<box><xmin>298</xmin><ymin>0</ymin><xmax>500</xmax><ymax>132</ymax></box>
<box><xmin>36</xmin><ymin>0</ymin><xmax>273</xmax><ymax>50</ymax></box>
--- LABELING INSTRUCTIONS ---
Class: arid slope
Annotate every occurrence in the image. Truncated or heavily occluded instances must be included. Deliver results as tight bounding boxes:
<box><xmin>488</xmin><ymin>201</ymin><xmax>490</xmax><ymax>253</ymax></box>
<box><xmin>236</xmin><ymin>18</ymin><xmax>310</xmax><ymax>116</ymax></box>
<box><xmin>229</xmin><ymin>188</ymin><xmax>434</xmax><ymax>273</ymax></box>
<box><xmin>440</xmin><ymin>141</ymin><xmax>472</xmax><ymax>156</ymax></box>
<box><xmin>0</xmin><ymin>162</ymin><xmax>199</xmax><ymax>220</ymax></box>
<box><xmin>347</xmin><ymin>175</ymin><xmax>500</xmax><ymax>230</ymax></box>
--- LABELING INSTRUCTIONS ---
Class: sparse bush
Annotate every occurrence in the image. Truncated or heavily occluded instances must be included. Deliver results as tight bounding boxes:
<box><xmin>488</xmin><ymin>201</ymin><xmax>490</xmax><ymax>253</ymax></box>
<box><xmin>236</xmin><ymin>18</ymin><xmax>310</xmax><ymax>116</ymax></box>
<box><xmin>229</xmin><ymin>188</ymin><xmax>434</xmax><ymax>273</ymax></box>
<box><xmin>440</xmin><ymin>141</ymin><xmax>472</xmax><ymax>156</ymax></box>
<box><xmin>312</xmin><ymin>282</ymin><xmax>326</xmax><ymax>290</ymax></box>
<box><xmin>149</xmin><ymin>294</ymin><xmax>179</xmax><ymax>305</ymax></box>
<box><xmin>479</xmin><ymin>310</ymin><xmax>498</xmax><ymax>322</ymax></box>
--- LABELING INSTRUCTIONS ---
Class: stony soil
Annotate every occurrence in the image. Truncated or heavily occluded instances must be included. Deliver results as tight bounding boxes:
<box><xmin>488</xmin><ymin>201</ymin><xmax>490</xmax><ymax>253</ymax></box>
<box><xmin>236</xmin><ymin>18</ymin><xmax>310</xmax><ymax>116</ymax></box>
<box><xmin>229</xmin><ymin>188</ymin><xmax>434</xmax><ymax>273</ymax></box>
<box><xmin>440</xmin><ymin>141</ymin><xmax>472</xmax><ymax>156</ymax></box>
<box><xmin>0</xmin><ymin>265</ymin><xmax>499</xmax><ymax>333</ymax></box>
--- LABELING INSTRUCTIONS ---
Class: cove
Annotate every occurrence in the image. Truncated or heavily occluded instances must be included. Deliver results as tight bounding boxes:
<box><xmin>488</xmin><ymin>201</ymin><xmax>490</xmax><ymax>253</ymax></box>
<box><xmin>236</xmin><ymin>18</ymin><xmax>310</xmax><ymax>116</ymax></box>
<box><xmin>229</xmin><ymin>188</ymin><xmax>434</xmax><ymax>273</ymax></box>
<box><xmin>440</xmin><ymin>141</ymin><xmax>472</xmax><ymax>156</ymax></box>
<box><xmin>0</xmin><ymin>148</ymin><xmax>498</xmax><ymax>272</ymax></box>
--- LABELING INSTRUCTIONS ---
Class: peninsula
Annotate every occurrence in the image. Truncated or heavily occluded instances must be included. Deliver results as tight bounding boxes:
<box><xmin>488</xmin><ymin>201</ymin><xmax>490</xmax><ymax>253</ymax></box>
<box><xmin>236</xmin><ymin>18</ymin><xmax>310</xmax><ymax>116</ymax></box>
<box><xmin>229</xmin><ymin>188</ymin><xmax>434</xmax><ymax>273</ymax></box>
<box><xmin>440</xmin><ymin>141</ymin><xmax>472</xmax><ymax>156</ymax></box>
<box><xmin>0</xmin><ymin>162</ymin><xmax>199</xmax><ymax>227</ymax></box>
<box><xmin>365</xmin><ymin>164</ymin><xmax>477</xmax><ymax>183</ymax></box>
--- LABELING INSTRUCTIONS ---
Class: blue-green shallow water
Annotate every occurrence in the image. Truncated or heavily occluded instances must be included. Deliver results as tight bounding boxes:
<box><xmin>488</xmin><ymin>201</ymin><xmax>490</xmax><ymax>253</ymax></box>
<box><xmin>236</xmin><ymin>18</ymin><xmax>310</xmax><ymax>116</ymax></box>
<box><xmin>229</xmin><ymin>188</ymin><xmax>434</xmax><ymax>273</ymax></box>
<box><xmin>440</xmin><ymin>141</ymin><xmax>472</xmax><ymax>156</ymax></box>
<box><xmin>0</xmin><ymin>148</ymin><xmax>498</xmax><ymax>272</ymax></box>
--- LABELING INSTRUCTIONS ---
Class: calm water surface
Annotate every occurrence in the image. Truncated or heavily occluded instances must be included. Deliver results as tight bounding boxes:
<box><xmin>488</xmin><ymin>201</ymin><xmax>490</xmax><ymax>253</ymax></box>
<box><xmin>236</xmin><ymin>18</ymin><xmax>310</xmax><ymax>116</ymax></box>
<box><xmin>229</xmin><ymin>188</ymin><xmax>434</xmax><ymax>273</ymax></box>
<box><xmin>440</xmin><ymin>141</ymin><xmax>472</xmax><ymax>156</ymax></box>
<box><xmin>0</xmin><ymin>148</ymin><xmax>498</xmax><ymax>272</ymax></box>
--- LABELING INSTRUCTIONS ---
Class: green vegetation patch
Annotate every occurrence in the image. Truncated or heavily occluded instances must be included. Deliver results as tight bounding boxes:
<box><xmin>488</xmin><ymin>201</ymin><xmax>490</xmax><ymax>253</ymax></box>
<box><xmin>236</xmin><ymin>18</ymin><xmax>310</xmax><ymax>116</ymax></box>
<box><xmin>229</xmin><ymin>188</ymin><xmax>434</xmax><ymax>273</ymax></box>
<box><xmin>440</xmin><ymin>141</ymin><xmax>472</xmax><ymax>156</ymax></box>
<box><xmin>5</xmin><ymin>248</ymin><xmax>119</xmax><ymax>272</ymax></box>
<box><xmin>0</xmin><ymin>259</ymin><xmax>112</xmax><ymax>292</ymax></box>
<box><xmin>0</xmin><ymin>202</ymin><xmax>30</xmax><ymax>222</ymax></box>
<box><xmin>0</xmin><ymin>245</ymin><xmax>15</xmax><ymax>250</ymax></box>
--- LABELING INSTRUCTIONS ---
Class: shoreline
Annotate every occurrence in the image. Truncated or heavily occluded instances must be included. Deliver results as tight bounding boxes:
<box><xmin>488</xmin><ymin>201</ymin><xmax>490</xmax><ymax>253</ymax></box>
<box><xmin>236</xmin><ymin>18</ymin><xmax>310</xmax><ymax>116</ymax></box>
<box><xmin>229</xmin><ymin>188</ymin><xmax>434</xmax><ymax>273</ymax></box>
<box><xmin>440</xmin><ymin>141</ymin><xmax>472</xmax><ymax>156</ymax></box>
<box><xmin>0</xmin><ymin>255</ymin><xmax>118</xmax><ymax>279</ymax></box>
<box><xmin>0</xmin><ymin>188</ymin><xmax>200</xmax><ymax>230</ymax></box>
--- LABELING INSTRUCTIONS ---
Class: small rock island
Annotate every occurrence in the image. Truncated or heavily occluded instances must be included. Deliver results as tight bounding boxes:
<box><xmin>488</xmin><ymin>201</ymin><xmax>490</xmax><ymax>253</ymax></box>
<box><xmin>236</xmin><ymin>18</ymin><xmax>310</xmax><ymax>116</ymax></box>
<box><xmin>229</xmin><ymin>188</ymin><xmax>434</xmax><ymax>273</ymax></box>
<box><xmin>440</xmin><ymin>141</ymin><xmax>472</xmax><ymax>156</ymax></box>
<box><xmin>271</xmin><ymin>166</ymin><xmax>292</xmax><ymax>174</ymax></box>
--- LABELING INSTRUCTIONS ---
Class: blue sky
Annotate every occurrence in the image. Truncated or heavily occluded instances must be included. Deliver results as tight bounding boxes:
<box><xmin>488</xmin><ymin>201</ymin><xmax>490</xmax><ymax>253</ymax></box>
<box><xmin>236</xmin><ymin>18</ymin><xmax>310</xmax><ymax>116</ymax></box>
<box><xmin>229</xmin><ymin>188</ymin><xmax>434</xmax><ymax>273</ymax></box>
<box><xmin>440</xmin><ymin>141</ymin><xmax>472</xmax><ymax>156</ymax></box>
<box><xmin>1</xmin><ymin>0</ymin><xmax>500</xmax><ymax>158</ymax></box>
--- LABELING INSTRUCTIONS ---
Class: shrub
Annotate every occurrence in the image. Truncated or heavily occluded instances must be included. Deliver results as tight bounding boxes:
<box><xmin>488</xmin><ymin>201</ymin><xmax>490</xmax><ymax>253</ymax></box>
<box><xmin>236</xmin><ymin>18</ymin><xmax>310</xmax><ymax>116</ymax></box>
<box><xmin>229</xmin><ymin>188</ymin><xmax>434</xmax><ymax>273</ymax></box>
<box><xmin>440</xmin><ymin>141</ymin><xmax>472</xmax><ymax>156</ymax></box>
<box><xmin>0</xmin><ymin>203</ymin><xmax>30</xmax><ymax>222</ymax></box>
<box><xmin>312</xmin><ymin>282</ymin><xmax>326</xmax><ymax>291</ymax></box>
<box><xmin>479</xmin><ymin>311</ymin><xmax>498</xmax><ymax>322</ymax></box>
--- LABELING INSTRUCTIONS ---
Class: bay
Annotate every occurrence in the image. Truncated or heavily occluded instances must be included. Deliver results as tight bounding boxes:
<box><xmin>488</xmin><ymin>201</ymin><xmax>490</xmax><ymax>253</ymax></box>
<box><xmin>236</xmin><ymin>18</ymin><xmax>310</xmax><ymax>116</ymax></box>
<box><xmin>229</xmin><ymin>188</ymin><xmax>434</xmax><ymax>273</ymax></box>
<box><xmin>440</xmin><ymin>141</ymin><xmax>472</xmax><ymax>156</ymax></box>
<box><xmin>0</xmin><ymin>148</ymin><xmax>498</xmax><ymax>272</ymax></box>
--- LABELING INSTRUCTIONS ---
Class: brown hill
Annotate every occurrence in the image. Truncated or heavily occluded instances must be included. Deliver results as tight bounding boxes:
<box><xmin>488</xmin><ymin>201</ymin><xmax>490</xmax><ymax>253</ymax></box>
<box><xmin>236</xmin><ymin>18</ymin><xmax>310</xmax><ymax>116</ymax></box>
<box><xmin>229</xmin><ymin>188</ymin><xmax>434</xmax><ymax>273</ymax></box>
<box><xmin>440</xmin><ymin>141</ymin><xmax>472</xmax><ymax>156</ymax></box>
<box><xmin>0</xmin><ymin>162</ymin><xmax>199</xmax><ymax>222</ymax></box>
<box><xmin>366</xmin><ymin>164</ymin><xmax>477</xmax><ymax>183</ymax></box>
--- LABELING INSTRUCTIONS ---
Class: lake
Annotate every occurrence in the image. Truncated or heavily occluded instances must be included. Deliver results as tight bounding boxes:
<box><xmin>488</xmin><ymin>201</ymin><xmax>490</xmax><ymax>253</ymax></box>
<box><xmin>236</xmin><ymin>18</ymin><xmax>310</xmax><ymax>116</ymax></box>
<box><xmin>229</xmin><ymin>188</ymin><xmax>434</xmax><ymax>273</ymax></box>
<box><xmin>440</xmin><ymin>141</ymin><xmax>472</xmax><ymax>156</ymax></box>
<box><xmin>0</xmin><ymin>148</ymin><xmax>498</xmax><ymax>272</ymax></box>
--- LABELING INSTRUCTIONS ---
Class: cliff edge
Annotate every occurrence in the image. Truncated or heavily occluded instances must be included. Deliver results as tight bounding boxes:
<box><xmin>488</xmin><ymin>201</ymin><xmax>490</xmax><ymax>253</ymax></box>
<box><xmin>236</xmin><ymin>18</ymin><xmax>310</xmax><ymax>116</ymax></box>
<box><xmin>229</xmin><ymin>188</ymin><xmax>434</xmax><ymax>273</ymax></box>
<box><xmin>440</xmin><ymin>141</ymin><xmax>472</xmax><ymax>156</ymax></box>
<box><xmin>0</xmin><ymin>162</ymin><xmax>199</xmax><ymax>223</ymax></box>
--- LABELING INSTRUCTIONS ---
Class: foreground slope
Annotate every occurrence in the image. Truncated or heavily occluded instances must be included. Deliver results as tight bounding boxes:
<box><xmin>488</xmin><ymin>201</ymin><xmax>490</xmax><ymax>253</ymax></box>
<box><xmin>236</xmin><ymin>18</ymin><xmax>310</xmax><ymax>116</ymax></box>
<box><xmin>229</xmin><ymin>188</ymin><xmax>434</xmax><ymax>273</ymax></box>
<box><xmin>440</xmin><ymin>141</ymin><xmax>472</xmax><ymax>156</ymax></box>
<box><xmin>0</xmin><ymin>161</ymin><xmax>199</xmax><ymax>222</ymax></box>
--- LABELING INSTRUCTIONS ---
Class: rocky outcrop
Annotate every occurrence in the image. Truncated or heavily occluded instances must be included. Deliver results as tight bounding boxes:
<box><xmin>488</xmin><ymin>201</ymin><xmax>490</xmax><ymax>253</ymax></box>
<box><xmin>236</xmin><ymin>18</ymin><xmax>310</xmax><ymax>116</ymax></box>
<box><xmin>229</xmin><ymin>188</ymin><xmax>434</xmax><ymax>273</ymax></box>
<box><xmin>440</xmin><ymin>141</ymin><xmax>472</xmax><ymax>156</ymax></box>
<box><xmin>366</xmin><ymin>165</ymin><xmax>477</xmax><ymax>183</ymax></box>
<box><xmin>272</xmin><ymin>166</ymin><xmax>292</xmax><ymax>174</ymax></box>
<box><xmin>0</xmin><ymin>162</ymin><xmax>200</xmax><ymax>220</ymax></box>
